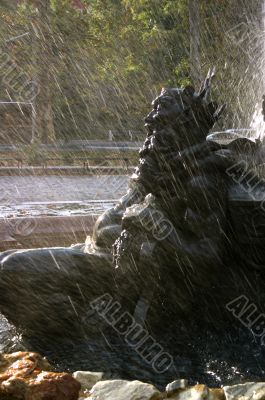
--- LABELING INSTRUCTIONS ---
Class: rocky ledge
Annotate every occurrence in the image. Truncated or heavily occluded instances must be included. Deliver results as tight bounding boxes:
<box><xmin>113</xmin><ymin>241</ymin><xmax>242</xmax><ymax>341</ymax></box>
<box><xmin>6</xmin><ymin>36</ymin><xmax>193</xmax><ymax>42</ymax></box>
<box><xmin>78</xmin><ymin>377</ymin><xmax>265</xmax><ymax>400</ymax></box>
<box><xmin>0</xmin><ymin>351</ymin><xmax>81</xmax><ymax>399</ymax></box>
<box><xmin>1</xmin><ymin>352</ymin><xmax>265</xmax><ymax>400</ymax></box>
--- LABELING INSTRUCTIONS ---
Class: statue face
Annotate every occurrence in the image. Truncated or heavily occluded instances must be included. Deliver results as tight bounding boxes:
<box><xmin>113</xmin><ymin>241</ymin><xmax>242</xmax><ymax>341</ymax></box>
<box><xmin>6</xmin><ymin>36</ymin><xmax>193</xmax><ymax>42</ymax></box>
<box><xmin>144</xmin><ymin>88</ymin><xmax>194</xmax><ymax>133</ymax></box>
<box><xmin>144</xmin><ymin>86</ymin><xmax>220</xmax><ymax>144</ymax></box>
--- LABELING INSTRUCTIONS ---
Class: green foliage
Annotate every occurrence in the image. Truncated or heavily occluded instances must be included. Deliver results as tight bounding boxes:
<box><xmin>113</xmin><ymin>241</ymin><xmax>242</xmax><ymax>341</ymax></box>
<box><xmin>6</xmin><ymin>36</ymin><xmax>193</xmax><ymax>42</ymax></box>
<box><xmin>0</xmin><ymin>0</ymin><xmax>262</xmax><ymax>141</ymax></box>
<box><xmin>174</xmin><ymin>59</ymin><xmax>192</xmax><ymax>87</ymax></box>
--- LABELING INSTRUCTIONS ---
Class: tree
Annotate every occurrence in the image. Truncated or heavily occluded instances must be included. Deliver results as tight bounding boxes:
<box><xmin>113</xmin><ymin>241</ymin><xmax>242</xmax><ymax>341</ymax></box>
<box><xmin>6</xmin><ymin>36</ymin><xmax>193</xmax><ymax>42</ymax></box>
<box><xmin>0</xmin><ymin>0</ymin><xmax>262</xmax><ymax>143</ymax></box>
<box><xmin>31</xmin><ymin>0</ymin><xmax>55</xmax><ymax>143</ymax></box>
<box><xmin>189</xmin><ymin>0</ymin><xmax>201</xmax><ymax>88</ymax></box>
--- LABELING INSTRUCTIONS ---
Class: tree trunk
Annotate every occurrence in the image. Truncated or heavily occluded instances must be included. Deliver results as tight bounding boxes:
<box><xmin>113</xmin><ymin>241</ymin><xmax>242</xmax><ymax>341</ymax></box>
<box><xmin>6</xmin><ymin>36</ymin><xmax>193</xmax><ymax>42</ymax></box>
<box><xmin>189</xmin><ymin>0</ymin><xmax>201</xmax><ymax>88</ymax></box>
<box><xmin>31</xmin><ymin>0</ymin><xmax>55</xmax><ymax>144</ymax></box>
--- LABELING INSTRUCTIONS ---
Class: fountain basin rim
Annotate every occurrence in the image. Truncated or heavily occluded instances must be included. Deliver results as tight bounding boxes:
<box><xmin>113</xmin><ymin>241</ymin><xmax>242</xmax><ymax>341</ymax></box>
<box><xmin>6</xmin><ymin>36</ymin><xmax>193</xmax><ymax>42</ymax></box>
<box><xmin>207</xmin><ymin>128</ymin><xmax>258</xmax><ymax>145</ymax></box>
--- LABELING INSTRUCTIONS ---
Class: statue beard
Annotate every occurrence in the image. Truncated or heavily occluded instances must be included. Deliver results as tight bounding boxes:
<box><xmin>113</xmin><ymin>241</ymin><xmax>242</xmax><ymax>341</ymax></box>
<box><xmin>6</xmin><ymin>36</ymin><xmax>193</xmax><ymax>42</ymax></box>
<box><xmin>145</xmin><ymin>110</ymin><xmax>214</xmax><ymax>150</ymax></box>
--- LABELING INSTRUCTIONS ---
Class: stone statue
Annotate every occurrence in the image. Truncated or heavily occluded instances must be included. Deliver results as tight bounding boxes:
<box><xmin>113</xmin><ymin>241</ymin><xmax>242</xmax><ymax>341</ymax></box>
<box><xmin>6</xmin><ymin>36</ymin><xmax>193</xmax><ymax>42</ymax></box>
<box><xmin>0</xmin><ymin>71</ymin><xmax>264</xmax><ymax>339</ymax></box>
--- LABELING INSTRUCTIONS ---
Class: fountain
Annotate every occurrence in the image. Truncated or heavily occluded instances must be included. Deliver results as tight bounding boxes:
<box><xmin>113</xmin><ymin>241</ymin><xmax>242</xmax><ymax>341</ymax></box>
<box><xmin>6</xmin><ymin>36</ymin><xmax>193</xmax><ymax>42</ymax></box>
<box><xmin>1</xmin><ymin>72</ymin><xmax>265</xmax><ymax>386</ymax></box>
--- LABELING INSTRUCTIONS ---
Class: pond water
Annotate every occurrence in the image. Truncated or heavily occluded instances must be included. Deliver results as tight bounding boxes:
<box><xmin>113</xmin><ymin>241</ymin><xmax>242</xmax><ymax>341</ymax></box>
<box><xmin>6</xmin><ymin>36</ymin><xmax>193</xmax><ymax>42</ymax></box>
<box><xmin>1</xmin><ymin>313</ymin><xmax>265</xmax><ymax>389</ymax></box>
<box><xmin>0</xmin><ymin>175</ymin><xmax>129</xmax><ymax>218</ymax></box>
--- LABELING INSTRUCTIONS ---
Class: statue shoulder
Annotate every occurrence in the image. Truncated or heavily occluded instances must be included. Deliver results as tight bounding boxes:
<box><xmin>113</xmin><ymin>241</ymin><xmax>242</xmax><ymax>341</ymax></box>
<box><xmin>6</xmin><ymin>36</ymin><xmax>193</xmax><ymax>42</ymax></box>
<box><xmin>205</xmin><ymin>131</ymin><xmax>262</xmax><ymax>172</ymax></box>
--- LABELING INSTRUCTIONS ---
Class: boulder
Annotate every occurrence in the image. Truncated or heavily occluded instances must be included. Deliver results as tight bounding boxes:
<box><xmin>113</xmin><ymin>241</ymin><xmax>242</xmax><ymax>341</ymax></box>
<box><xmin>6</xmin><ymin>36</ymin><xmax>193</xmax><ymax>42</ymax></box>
<box><xmin>73</xmin><ymin>370</ymin><xmax>103</xmax><ymax>390</ymax></box>
<box><xmin>0</xmin><ymin>351</ymin><xmax>81</xmax><ymax>400</ymax></box>
<box><xmin>168</xmin><ymin>385</ymin><xmax>225</xmax><ymax>400</ymax></box>
<box><xmin>223</xmin><ymin>382</ymin><xmax>265</xmax><ymax>400</ymax></box>
<box><xmin>166</xmin><ymin>379</ymin><xmax>188</xmax><ymax>394</ymax></box>
<box><xmin>175</xmin><ymin>385</ymin><xmax>209</xmax><ymax>400</ymax></box>
<box><xmin>209</xmin><ymin>388</ymin><xmax>225</xmax><ymax>400</ymax></box>
<box><xmin>27</xmin><ymin>371</ymin><xmax>81</xmax><ymax>400</ymax></box>
<box><xmin>89</xmin><ymin>379</ymin><xmax>162</xmax><ymax>400</ymax></box>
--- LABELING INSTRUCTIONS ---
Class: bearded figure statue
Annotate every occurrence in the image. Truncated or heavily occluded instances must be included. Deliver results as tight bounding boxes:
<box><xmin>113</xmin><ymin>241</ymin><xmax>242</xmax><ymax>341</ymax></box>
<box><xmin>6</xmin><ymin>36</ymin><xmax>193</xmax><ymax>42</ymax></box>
<box><xmin>111</xmin><ymin>74</ymin><xmax>231</xmax><ymax>327</ymax></box>
<box><xmin>0</xmin><ymin>71</ymin><xmax>264</xmax><ymax>338</ymax></box>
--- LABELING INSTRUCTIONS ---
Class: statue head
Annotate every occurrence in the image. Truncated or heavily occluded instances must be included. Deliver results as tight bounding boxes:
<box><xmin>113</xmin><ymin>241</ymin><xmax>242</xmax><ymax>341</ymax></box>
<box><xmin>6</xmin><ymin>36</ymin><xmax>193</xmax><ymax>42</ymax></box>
<box><xmin>144</xmin><ymin>70</ymin><xmax>225</xmax><ymax>146</ymax></box>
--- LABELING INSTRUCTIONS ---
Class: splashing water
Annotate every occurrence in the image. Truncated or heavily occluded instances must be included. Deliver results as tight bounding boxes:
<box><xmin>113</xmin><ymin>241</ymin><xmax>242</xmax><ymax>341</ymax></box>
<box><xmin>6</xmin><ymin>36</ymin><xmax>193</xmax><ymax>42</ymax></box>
<box><xmin>250</xmin><ymin>102</ymin><xmax>265</xmax><ymax>139</ymax></box>
<box><xmin>246</xmin><ymin>1</ymin><xmax>265</xmax><ymax>141</ymax></box>
<box><xmin>251</xmin><ymin>1</ymin><xmax>265</xmax><ymax>140</ymax></box>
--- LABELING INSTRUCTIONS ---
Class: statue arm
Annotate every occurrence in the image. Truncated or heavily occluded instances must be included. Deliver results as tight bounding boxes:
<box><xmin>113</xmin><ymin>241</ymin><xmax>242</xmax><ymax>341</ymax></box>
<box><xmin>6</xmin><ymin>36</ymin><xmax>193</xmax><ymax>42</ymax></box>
<box><xmin>167</xmin><ymin>141</ymin><xmax>222</xmax><ymax>167</ymax></box>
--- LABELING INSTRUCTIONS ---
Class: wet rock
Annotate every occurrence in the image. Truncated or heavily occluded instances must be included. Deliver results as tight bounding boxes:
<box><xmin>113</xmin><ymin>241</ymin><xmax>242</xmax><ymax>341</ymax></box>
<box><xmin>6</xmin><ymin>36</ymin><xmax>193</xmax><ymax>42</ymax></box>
<box><xmin>1</xmin><ymin>377</ymin><xmax>28</xmax><ymax>399</ymax></box>
<box><xmin>168</xmin><ymin>385</ymin><xmax>225</xmax><ymax>400</ymax></box>
<box><xmin>73</xmin><ymin>370</ymin><xmax>103</xmax><ymax>390</ymax></box>
<box><xmin>89</xmin><ymin>379</ymin><xmax>162</xmax><ymax>400</ymax></box>
<box><xmin>209</xmin><ymin>388</ymin><xmax>225</xmax><ymax>400</ymax></box>
<box><xmin>0</xmin><ymin>351</ymin><xmax>81</xmax><ymax>400</ymax></box>
<box><xmin>0</xmin><ymin>351</ymin><xmax>51</xmax><ymax>373</ymax></box>
<box><xmin>169</xmin><ymin>384</ymin><xmax>209</xmax><ymax>400</ymax></box>
<box><xmin>223</xmin><ymin>382</ymin><xmax>265</xmax><ymax>400</ymax></box>
<box><xmin>28</xmin><ymin>371</ymin><xmax>81</xmax><ymax>400</ymax></box>
<box><xmin>166</xmin><ymin>379</ymin><xmax>188</xmax><ymax>394</ymax></box>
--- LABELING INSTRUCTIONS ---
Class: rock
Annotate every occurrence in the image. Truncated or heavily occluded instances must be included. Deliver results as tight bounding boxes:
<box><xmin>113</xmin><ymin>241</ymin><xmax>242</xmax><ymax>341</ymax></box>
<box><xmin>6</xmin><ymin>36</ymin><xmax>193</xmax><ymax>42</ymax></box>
<box><xmin>223</xmin><ymin>383</ymin><xmax>265</xmax><ymax>400</ymax></box>
<box><xmin>73</xmin><ymin>370</ymin><xmax>103</xmax><ymax>390</ymax></box>
<box><xmin>0</xmin><ymin>351</ymin><xmax>51</xmax><ymax>373</ymax></box>
<box><xmin>168</xmin><ymin>386</ymin><xmax>225</xmax><ymax>400</ymax></box>
<box><xmin>209</xmin><ymin>388</ymin><xmax>225</xmax><ymax>400</ymax></box>
<box><xmin>253</xmin><ymin>388</ymin><xmax>265</xmax><ymax>400</ymax></box>
<box><xmin>1</xmin><ymin>377</ymin><xmax>28</xmax><ymax>399</ymax></box>
<box><xmin>79</xmin><ymin>395</ymin><xmax>93</xmax><ymax>400</ymax></box>
<box><xmin>28</xmin><ymin>371</ymin><xmax>81</xmax><ymax>400</ymax></box>
<box><xmin>0</xmin><ymin>351</ymin><xmax>81</xmax><ymax>400</ymax></box>
<box><xmin>169</xmin><ymin>384</ymin><xmax>209</xmax><ymax>400</ymax></box>
<box><xmin>90</xmin><ymin>379</ymin><xmax>162</xmax><ymax>400</ymax></box>
<box><xmin>166</xmin><ymin>379</ymin><xmax>188</xmax><ymax>393</ymax></box>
